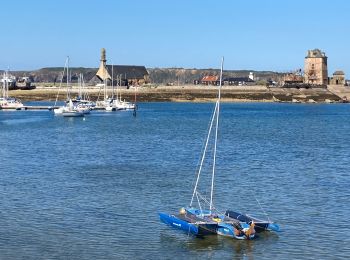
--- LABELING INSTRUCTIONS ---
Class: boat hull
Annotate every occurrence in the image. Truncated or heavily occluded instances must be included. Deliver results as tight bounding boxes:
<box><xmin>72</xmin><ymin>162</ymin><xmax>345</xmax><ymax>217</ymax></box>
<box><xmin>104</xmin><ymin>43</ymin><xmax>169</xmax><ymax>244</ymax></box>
<box><xmin>54</xmin><ymin>106</ymin><xmax>85</xmax><ymax>117</ymax></box>
<box><xmin>217</xmin><ymin>222</ymin><xmax>254</xmax><ymax>240</ymax></box>
<box><xmin>159</xmin><ymin>213</ymin><xmax>199</xmax><ymax>235</ymax></box>
<box><xmin>159</xmin><ymin>213</ymin><xmax>218</xmax><ymax>236</ymax></box>
<box><xmin>62</xmin><ymin>112</ymin><xmax>84</xmax><ymax>117</ymax></box>
<box><xmin>225</xmin><ymin>210</ymin><xmax>280</xmax><ymax>232</ymax></box>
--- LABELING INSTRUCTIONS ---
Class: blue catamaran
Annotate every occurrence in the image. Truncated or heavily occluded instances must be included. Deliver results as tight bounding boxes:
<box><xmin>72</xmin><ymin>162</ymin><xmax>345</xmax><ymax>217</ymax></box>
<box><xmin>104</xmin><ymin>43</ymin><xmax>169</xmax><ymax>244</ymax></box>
<box><xmin>159</xmin><ymin>58</ymin><xmax>279</xmax><ymax>240</ymax></box>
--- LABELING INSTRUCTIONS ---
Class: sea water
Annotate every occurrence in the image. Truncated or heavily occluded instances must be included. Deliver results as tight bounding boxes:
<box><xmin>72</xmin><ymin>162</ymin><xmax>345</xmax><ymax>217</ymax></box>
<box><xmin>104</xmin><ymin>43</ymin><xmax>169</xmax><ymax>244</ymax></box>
<box><xmin>0</xmin><ymin>102</ymin><xmax>349</xmax><ymax>259</ymax></box>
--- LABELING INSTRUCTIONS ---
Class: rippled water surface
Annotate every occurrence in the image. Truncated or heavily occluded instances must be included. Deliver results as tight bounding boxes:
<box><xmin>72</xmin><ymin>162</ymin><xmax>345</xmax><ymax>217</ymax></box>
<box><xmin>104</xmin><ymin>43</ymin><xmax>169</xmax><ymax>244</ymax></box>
<box><xmin>0</xmin><ymin>102</ymin><xmax>349</xmax><ymax>259</ymax></box>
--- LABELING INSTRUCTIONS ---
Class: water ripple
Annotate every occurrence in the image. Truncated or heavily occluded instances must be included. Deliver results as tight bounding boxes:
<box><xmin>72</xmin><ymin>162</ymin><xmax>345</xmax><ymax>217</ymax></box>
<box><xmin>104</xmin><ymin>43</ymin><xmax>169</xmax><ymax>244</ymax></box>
<box><xmin>0</xmin><ymin>102</ymin><xmax>349</xmax><ymax>259</ymax></box>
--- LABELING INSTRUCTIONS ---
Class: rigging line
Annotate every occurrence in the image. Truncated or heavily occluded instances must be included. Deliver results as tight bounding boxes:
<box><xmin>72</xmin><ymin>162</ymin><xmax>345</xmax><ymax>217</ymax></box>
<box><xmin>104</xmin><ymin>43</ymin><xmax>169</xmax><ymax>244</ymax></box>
<box><xmin>196</xmin><ymin>191</ymin><xmax>211</xmax><ymax>207</ymax></box>
<box><xmin>190</xmin><ymin>101</ymin><xmax>218</xmax><ymax>207</ymax></box>
<box><xmin>230</xmin><ymin>174</ymin><xmax>272</xmax><ymax>221</ymax></box>
<box><xmin>242</xmin><ymin>172</ymin><xmax>273</xmax><ymax>221</ymax></box>
<box><xmin>253</xmin><ymin>193</ymin><xmax>271</xmax><ymax>222</ymax></box>
<box><xmin>190</xmin><ymin>103</ymin><xmax>217</xmax><ymax>203</ymax></box>
<box><xmin>195</xmin><ymin>192</ymin><xmax>203</xmax><ymax>215</ymax></box>
<box><xmin>196</xmin><ymin>191</ymin><xmax>225</xmax><ymax>216</ymax></box>
<box><xmin>191</xmin><ymin>101</ymin><xmax>218</xmax><ymax>185</ymax></box>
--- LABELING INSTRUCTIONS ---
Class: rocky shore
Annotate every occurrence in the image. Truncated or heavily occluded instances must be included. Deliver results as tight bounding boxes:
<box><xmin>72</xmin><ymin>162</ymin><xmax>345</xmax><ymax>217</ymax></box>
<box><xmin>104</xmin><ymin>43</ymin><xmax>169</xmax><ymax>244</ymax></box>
<box><xmin>8</xmin><ymin>85</ymin><xmax>345</xmax><ymax>103</ymax></box>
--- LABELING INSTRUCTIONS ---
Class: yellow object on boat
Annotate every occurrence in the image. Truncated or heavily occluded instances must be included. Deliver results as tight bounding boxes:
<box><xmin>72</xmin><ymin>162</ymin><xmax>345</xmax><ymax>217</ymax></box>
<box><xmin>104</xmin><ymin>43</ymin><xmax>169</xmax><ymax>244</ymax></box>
<box><xmin>212</xmin><ymin>217</ymin><xmax>222</xmax><ymax>222</ymax></box>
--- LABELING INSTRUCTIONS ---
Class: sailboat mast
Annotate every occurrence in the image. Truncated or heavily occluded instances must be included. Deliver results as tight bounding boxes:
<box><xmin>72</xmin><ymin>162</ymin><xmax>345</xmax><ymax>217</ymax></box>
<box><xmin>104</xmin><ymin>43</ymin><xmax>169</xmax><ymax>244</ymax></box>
<box><xmin>1</xmin><ymin>72</ymin><xmax>3</xmax><ymax>98</ymax></box>
<box><xmin>3</xmin><ymin>71</ymin><xmax>7</xmax><ymax>98</ymax></box>
<box><xmin>112</xmin><ymin>64</ymin><xmax>114</xmax><ymax>99</ymax></box>
<box><xmin>5</xmin><ymin>69</ymin><xmax>9</xmax><ymax>98</ymax></box>
<box><xmin>209</xmin><ymin>57</ymin><xmax>224</xmax><ymax>211</ymax></box>
<box><xmin>66</xmin><ymin>56</ymin><xmax>70</xmax><ymax>100</ymax></box>
<box><xmin>6</xmin><ymin>69</ymin><xmax>9</xmax><ymax>98</ymax></box>
<box><xmin>78</xmin><ymin>73</ymin><xmax>82</xmax><ymax>98</ymax></box>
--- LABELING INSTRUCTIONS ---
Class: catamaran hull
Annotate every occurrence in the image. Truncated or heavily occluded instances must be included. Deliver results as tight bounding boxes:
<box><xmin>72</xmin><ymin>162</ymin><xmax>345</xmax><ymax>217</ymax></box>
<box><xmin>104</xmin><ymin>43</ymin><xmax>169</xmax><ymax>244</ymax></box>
<box><xmin>225</xmin><ymin>210</ymin><xmax>280</xmax><ymax>233</ymax></box>
<box><xmin>217</xmin><ymin>222</ymin><xmax>255</xmax><ymax>240</ymax></box>
<box><xmin>159</xmin><ymin>213</ymin><xmax>218</xmax><ymax>236</ymax></box>
<box><xmin>159</xmin><ymin>213</ymin><xmax>199</xmax><ymax>235</ymax></box>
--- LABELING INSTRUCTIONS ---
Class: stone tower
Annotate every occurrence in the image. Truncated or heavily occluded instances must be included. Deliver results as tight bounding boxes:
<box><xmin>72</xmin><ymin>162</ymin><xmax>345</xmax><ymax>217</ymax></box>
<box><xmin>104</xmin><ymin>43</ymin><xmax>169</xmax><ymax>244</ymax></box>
<box><xmin>96</xmin><ymin>48</ymin><xmax>111</xmax><ymax>81</ymax></box>
<box><xmin>330</xmin><ymin>71</ymin><xmax>345</xmax><ymax>85</ymax></box>
<box><xmin>304</xmin><ymin>49</ymin><xmax>328</xmax><ymax>85</ymax></box>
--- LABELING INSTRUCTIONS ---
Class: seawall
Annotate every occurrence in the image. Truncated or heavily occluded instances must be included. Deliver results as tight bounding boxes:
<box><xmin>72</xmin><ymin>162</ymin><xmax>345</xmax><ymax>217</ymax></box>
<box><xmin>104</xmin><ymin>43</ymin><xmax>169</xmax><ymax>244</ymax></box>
<box><xmin>8</xmin><ymin>85</ymin><xmax>344</xmax><ymax>103</ymax></box>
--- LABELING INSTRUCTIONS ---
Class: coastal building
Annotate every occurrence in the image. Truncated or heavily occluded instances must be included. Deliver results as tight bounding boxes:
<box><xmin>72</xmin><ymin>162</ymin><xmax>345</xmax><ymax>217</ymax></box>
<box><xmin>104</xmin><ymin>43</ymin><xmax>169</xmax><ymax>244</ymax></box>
<box><xmin>329</xmin><ymin>71</ymin><xmax>345</xmax><ymax>85</ymax></box>
<box><xmin>200</xmin><ymin>75</ymin><xmax>220</xmax><ymax>85</ymax></box>
<box><xmin>104</xmin><ymin>65</ymin><xmax>149</xmax><ymax>86</ymax></box>
<box><xmin>304</xmin><ymin>49</ymin><xmax>328</xmax><ymax>85</ymax></box>
<box><xmin>95</xmin><ymin>48</ymin><xmax>149</xmax><ymax>86</ymax></box>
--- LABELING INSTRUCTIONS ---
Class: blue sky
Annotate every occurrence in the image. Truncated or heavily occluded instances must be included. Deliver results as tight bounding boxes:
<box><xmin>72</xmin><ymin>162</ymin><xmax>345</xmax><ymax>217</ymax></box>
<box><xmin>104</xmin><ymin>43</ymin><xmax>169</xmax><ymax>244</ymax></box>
<box><xmin>1</xmin><ymin>0</ymin><xmax>349</xmax><ymax>76</ymax></box>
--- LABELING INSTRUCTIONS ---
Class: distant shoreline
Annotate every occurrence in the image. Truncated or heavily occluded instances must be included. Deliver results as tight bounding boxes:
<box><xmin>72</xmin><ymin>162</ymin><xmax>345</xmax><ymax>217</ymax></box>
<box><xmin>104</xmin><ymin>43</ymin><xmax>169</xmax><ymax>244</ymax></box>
<box><xmin>8</xmin><ymin>84</ymin><xmax>346</xmax><ymax>103</ymax></box>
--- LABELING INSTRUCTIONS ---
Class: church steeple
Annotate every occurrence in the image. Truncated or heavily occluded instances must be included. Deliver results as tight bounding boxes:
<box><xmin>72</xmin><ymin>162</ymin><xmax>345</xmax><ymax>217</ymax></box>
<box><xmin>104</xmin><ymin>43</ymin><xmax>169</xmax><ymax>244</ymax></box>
<box><xmin>96</xmin><ymin>48</ymin><xmax>111</xmax><ymax>81</ymax></box>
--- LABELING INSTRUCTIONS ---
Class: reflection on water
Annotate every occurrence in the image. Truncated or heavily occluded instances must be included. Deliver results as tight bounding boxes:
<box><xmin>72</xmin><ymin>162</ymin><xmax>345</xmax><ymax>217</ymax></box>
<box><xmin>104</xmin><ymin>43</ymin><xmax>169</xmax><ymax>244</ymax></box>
<box><xmin>160</xmin><ymin>231</ymin><xmax>257</xmax><ymax>259</ymax></box>
<box><xmin>1</xmin><ymin>117</ymin><xmax>48</xmax><ymax>125</ymax></box>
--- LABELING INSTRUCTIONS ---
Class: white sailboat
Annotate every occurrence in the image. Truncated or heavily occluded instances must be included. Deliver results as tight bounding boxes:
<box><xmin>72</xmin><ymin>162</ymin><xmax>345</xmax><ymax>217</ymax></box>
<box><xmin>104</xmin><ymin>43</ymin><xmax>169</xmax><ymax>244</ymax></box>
<box><xmin>112</xmin><ymin>73</ymin><xmax>136</xmax><ymax>111</ymax></box>
<box><xmin>95</xmin><ymin>78</ymin><xmax>117</xmax><ymax>111</ymax></box>
<box><xmin>71</xmin><ymin>73</ymin><xmax>94</xmax><ymax>113</ymax></box>
<box><xmin>53</xmin><ymin>57</ymin><xmax>85</xmax><ymax>117</ymax></box>
<box><xmin>0</xmin><ymin>69</ymin><xmax>24</xmax><ymax>110</ymax></box>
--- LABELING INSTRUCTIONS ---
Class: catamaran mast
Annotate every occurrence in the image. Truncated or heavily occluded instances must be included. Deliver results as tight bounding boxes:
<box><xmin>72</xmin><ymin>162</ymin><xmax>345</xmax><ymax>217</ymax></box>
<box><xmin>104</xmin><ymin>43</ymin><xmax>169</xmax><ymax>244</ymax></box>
<box><xmin>209</xmin><ymin>57</ymin><xmax>224</xmax><ymax>210</ymax></box>
<box><xmin>190</xmin><ymin>57</ymin><xmax>224</xmax><ymax>209</ymax></box>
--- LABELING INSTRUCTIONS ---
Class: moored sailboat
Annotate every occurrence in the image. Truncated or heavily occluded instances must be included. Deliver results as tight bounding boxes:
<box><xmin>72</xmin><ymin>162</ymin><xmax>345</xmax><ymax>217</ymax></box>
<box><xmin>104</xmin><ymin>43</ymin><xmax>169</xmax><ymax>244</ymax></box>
<box><xmin>70</xmin><ymin>73</ymin><xmax>95</xmax><ymax>112</ymax></box>
<box><xmin>53</xmin><ymin>57</ymin><xmax>88</xmax><ymax>117</ymax></box>
<box><xmin>0</xmin><ymin>70</ymin><xmax>24</xmax><ymax>110</ymax></box>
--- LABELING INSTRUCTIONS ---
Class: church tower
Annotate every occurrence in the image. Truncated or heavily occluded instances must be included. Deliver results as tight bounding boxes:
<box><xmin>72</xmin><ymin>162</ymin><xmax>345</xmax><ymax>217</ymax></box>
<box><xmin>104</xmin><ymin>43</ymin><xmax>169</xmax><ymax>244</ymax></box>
<box><xmin>96</xmin><ymin>48</ymin><xmax>111</xmax><ymax>81</ymax></box>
